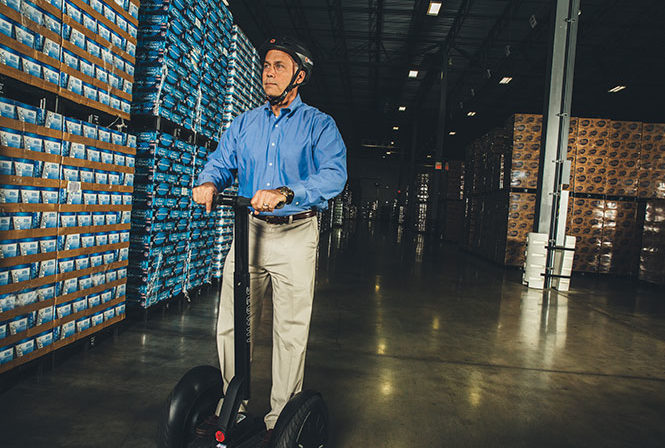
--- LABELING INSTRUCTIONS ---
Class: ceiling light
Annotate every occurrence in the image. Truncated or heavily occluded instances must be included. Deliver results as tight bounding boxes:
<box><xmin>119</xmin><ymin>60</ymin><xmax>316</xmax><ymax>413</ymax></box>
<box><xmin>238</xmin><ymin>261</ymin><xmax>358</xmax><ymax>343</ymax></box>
<box><xmin>392</xmin><ymin>126</ymin><xmax>399</xmax><ymax>131</ymax></box>
<box><xmin>449</xmin><ymin>131</ymin><xmax>456</xmax><ymax>135</ymax></box>
<box><xmin>608</xmin><ymin>85</ymin><xmax>626</xmax><ymax>93</ymax></box>
<box><xmin>499</xmin><ymin>76</ymin><xmax>513</xmax><ymax>84</ymax></box>
<box><xmin>467</xmin><ymin>111</ymin><xmax>476</xmax><ymax>117</ymax></box>
<box><xmin>390</xmin><ymin>141</ymin><xmax>395</xmax><ymax>145</ymax></box>
<box><xmin>398</xmin><ymin>106</ymin><xmax>407</xmax><ymax>112</ymax></box>
<box><xmin>408</xmin><ymin>70</ymin><xmax>419</xmax><ymax>78</ymax></box>
<box><xmin>427</xmin><ymin>1</ymin><xmax>442</xmax><ymax>16</ymax></box>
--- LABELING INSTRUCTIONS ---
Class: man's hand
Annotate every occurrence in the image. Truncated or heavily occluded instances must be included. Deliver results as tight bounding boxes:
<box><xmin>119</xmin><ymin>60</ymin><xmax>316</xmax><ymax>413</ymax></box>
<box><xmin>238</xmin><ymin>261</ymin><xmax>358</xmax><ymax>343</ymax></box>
<box><xmin>192</xmin><ymin>182</ymin><xmax>218</xmax><ymax>213</ymax></box>
<box><xmin>251</xmin><ymin>189</ymin><xmax>288</xmax><ymax>214</ymax></box>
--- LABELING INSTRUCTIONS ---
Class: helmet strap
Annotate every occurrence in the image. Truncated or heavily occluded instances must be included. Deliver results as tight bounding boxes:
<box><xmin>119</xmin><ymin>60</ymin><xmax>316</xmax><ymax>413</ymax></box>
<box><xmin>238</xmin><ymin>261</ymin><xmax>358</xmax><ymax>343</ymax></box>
<box><xmin>267</xmin><ymin>68</ymin><xmax>303</xmax><ymax>106</ymax></box>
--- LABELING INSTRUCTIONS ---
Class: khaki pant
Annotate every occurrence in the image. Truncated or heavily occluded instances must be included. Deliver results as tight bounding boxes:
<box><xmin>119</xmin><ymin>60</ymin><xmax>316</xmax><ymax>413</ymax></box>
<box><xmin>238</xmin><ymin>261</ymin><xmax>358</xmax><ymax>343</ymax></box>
<box><xmin>216</xmin><ymin>214</ymin><xmax>319</xmax><ymax>429</ymax></box>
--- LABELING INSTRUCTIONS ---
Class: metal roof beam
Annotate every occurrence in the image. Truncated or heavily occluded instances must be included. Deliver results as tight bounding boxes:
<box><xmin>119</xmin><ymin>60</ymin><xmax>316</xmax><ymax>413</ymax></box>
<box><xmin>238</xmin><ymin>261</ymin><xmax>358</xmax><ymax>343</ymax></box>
<box><xmin>326</xmin><ymin>0</ymin><xmax>355</xmax><ymax>110</ymax></box>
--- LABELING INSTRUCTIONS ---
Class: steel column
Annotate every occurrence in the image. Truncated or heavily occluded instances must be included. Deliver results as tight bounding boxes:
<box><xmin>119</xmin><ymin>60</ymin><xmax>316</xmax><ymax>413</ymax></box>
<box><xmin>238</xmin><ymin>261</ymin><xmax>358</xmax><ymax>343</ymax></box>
<box><xmin>535</xmin><ymin>0</ymin><xmax>580</xmax><ymax>288</ymax></box>
<box><xmin>429</xmin><ymin>50</ymin><xmax>449</xmax><ymax>236</ymax></box>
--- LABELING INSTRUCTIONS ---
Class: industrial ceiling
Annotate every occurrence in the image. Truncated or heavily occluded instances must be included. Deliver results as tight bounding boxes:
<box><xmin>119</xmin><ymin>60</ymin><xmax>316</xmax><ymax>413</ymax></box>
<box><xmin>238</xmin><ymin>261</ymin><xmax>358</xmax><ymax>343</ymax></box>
<box><xmin>228</xmin><ymin>0</ymin><xmax>665</xmax><ymax>160</ymax></box>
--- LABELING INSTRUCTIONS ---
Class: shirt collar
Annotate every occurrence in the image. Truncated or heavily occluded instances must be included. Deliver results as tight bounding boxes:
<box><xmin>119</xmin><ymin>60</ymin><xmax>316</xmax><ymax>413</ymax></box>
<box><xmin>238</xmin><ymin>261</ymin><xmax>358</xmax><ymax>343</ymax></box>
<box><xmin>263</xmin><ymin>94</ymin><xmax>304</xmax><ymax>118</ymax></box>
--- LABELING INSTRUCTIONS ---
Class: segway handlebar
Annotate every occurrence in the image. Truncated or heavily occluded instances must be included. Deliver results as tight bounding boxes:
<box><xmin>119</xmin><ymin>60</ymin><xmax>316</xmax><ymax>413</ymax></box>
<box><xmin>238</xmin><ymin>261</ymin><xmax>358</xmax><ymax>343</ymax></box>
<box><xmin>212</xmin><ymin>194</ymin><xmax>252</xmax><ymax>209</ymax></box>
<box><xmin>212</xmin><ymin>194</ymin><xmax>286</xmax><ymax>210</ymax></box>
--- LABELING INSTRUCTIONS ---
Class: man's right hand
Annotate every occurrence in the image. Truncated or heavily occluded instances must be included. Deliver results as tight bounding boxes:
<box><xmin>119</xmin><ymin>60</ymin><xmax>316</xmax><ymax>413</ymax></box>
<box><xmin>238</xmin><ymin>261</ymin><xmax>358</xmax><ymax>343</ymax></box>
<box><xmin>192</xmin><ymin>182</ymin><xmax>218</xmax><ymax>213</ymax></box>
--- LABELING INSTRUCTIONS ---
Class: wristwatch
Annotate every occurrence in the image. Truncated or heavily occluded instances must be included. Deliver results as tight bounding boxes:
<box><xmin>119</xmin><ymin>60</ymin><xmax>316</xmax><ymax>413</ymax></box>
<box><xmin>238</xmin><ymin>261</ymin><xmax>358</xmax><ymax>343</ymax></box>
<box><xmin>277</xmin><ymin>186</ymin><xmax>294</xmax><ymax>205</ymax></box>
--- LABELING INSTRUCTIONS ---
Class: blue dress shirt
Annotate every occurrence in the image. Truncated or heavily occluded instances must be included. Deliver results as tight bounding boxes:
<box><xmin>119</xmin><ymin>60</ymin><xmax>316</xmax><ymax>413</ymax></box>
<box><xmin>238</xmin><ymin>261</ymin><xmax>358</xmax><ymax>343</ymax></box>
<box><xmin>197</xmin><ymin>95</ymin><xmax>348</xmax><ymax>216</ymax></box>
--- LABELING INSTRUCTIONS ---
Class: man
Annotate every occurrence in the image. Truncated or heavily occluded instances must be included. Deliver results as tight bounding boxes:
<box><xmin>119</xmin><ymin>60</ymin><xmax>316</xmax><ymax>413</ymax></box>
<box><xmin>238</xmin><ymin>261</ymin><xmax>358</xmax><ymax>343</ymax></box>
<box><xmin>192</xmin><ymin>36</ymin><xmax>347</xmax><ymax>438</ymax></box>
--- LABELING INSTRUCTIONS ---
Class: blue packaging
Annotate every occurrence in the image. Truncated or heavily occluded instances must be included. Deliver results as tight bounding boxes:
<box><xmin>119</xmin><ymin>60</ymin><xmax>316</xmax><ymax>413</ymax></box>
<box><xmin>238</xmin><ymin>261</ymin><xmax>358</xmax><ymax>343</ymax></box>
<box><xmin>14</xmin><ymin>26</ymin><xmax>36</xmax><ymax>48</ymax></box>
<box><xmin>15</xmin><ymin>338</ymin><xmax>35</xmax><ymax>357</ymax></box>
<box><xmin>82</xmin><ymin>11</ymin><xmax>96</xmax><ymax>33</ymax></box>
<box><xmin>35</xmin><ymin>331</ymin><xmax>53</xmax><ymax>349</ymax></box>
<box><xmin>61</xmin><ymin>320</ymin><xmax>75</xmax><ymax>338</ymax></box>
<box><xmin>78</xmin><ymin>275</ymin><xmax>91</xmax><ymax>290</ymax></box>
<box><xmin>79</xmin><ymin>167</ymin><xmax>94</xmax><ymax>183</ymax></box>
<box><xmin>70</xmin><ymin>28</ymin><xmax>86</xmax><ymax>50</ymax></box>
<box><xmin>65</xmin><ymin>117</ymin><xmax>82</xmax><ymax>136</ymax></box>
<box><xmin>88</xmin><ymin>294</ymin><xmax>101</xmax><ymax>308</ymax></box>
<box><xmin>61</xmin><ymin>166</ymin><xmax>79</xmax><ymax>181</ymax></box>
<box><xmin>42</xmin><ymin>38</ymin><xmax>61</xmax><ymax>59</ymax></box>
<box><xmin>20</xmin><ymin>1</ymin><xmax>43</xmax><ymax>25</ymax></box>
<box><xmin>83</xmin><ymin>191</ymin><xmax>97</xmax><ymax>205</ymax></box>
<box><xmin>41</xmin><ymin>161</ymin><xmax>59</xmax><ymax>179</ymax></box>
<box><xmin>109</xmin><ymin>173</ymin><xmax>121</xmax><ymax>186</ymax></box>
<box><xmin>0</xmin><ymin>46</ymin><xmax>20</xmax><ymax>70</ymax></box>
<box><xmin>98</xmin><ymin>88</ymin><xmax>110</xmax><ymax>105</ymax></box>
<box><xmin>83</xmin><ymin>83</ymin><xmax>97</xmax><ymax>102</ymax></box>
<box><xmin>101</xmin><ymin>290</ymin><xmax>113</xmax><ymax>304</ymax></box>
<box><xmin>10</xmin><ymin>265</ymin><xmax>31</xmax><ymax>283</ymax></box>
<box><xmin>37</xmin><ymin>285</ymin><xmax>55</xmax><ymax>301</ymax></box>
<box><xmin>95</xmin><ymin>233</ymin><xmax>108</xmax><ymax>246</ymax></box>
<box><xmin>45</xmin><ymin>112</ymin><xmax>63</xmax><ymax>131</ymax></box>
<box><xmin>0</xmin><ymin>98</ymin><xmax>16</xmax><ymax>119</ymax></box>
<box><xmin>62</xmin><ymin>277</ymin><xmax>77</xmax><ymax>294</ymax></box>
<box><xmin>0</xmin><ymin>186</ymin><xmax>19</xmax><ymax>203</ymax></box>
<box><xmin>91</xmin><ymin>312</ymin><xmax>103</xmax><ymax>326</ymax></box>
<box><xmin>0</xmin><ymin>345</ymin><xmax>14</xmax><ymax>364</ymax></box>
<box><xmin>89</xmin><ymin>254</ymin><xmax>102</xmax><ymax>268</ymax></box>
<box><xmin>86</xmin><ymin>147</ymin><xmax>100</xmax><ymax>162</ymax></box>
<box><xmin>23</xmin><ymin>134</ymin><xmax>43</xmax><ymax>151</ymax></box>
<box><xmin>41</xmin><ymin>188</ymin><xmax>58</xmax><ymax>204</ymax></box>
<box><xmin>43</xmin><ymin>13</ymin><xmax>60</xmax><ymax>34</ymax></box>
<box><xmin>72</xmin><ymin>297</ymin><xmax>86</xmax><ymax>314</ymax></box>
<box><xmin>97</xmin><ymin>192</ymin><xmax>110</xmax><ymax>205</ymax></box>
<box><xmin>0</xmin><ymin>241</ymin><xmax>17</xmax><ymax>258</ymax></box>
<box><xmin>13</xmin><ymin>159</ymin><xmax>35</xmax><ymax>177</ymax></box>
<box><xmin>77</xmin><ymin>213</ymin><xmax>92</xmax><ymax>227</ymax></box>
<box><xmin>16</xmin><ymin>289</ymin><xmax>37</xmax><ymax>307</ymax></box>
<box><xmin>40</xmin><ymin>212</ymin><xmax>57</xmax><ymax>228</ymax></box>
<box><xmin>95</xmin><ymin>66</ymin><xmax>108</xmax><ymax>83</ymax></box>
<box><xmin>39</xmin><ymin>237</ymin><xmax>57</xmax><ymax>253</ymax></box>
<box><xmin>60</xmin><ymin>213</ymin><xmax>76</xmax><ymax>228</ymax></box>
<box><xmin>98</xmin><ymin>128</ymin><xmax>111</xmax><ymax>143</ymax></box>
<box><xmin>21</xmin><ymin>187</ymin><xmax>41</xmax><ymax>204</ymax></box>
<box><xmin>92</xmin><ymin>212</ymin><xmax>105</xmax><ymax>226</ymax></box>
<box><xmin>76</xmin><ymin>316</ymin><xmax>90</xmax><ymax>332</ymax></box>
<box><xmin>90</xmin><ymin>0</ymin><xmax>103</xmax><ymax>14</ymax></box>
<box><xmin>80</xmin><ymin>234</ymin><xmax>94</xmax><ymax>248</ymax></box>
<box><xmin>18</xmin><ymin>239</ymin><xmax>38</xmax><ymax>256</ymax></box>
<box><xmin>94</xmin><ymin>171</ymin><xmax>108</xmax><ymax>184</ymax></box>
<box><xmin>59</xmin><ymin>233</ymin><xmax>80</xmax><ymax>251</ymax></box>
<box><xmin>79</xmin><ymin>58</ymin><xmax>94</xmax><ymax>78</ymax></box>
<box><xmin>0</xmin><ymin>129</ymin><xmax>22</xmax><ymax>148</ymax></box>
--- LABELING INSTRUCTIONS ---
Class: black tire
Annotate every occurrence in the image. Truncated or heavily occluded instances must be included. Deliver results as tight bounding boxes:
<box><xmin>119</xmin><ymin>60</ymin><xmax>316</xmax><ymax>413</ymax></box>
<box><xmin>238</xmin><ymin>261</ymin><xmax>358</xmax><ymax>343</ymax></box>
<box><xmin>270</xmin><ymin>390</ymin><xmax>329</xmax><ymax>448</ymax></box>
<box><xmin>157</xmin><ymin>365</ymin><xmax>224</xmax><ymax>448</ymax></box>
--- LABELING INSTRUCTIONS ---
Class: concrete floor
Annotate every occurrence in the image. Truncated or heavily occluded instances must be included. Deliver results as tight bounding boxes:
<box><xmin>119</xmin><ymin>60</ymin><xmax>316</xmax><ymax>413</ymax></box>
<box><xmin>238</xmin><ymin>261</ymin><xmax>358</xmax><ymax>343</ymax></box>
<box><xmin>1</xmin><ymin>221</ymin><xmax>665</xmax><ymax>447</ymax></box>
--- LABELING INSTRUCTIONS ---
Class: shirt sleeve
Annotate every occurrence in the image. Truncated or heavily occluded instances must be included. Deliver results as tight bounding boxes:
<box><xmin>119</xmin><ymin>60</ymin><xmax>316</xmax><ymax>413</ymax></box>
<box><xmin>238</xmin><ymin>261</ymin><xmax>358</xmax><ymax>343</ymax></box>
<box><xmin>196</xmin><ymin>117</ymin><xmax>239</xmax><ymax>191</ymax></box>
<box><xmin>287</xmin><ymin>115</ymin><xmax>348</xmax><ymax>208</ymax></box>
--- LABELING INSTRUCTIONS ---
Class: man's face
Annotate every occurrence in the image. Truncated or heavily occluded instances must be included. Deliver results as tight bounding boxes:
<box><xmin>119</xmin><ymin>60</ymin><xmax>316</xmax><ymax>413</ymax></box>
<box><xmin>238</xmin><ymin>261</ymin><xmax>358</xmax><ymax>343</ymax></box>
<box><xmin>262</xmin><ymin>49</ymin><xmax>303</xmax><ymax>97</ymax></box>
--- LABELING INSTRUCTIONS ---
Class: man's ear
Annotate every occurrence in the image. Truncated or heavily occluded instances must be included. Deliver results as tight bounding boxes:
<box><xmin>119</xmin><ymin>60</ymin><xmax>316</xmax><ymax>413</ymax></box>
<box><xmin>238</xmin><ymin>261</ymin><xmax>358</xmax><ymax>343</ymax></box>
<box><xmin>294</xmin><ymin>69</ymin><xmax>306</xmax><ymax>86</ymax></box>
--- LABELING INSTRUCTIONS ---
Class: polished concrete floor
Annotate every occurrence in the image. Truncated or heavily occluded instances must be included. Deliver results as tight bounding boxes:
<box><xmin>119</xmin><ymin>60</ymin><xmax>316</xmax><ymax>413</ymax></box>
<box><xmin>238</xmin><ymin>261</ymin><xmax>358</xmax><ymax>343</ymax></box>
<box><xmin>1</xmin><ymin>220</ymin><xmax>665</xmax><ymax>447</ymax></box>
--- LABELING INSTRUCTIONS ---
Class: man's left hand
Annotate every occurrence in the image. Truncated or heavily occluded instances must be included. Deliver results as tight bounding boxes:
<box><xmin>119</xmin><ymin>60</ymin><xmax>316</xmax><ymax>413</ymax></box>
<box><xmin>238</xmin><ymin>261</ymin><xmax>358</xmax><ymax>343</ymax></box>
<box><xmin>250</xmin><ymin>189</ymin><xmax>288</xmax><ymax>214</ymax></box>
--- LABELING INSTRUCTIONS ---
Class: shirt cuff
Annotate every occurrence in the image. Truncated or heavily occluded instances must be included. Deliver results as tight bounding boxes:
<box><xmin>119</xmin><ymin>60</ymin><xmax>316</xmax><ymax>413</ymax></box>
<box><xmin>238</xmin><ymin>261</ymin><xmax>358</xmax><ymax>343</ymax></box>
<box><xmin>288</xmin><ymin>183</ymin><xmax>307</xmax><ymax>207</ymax></box>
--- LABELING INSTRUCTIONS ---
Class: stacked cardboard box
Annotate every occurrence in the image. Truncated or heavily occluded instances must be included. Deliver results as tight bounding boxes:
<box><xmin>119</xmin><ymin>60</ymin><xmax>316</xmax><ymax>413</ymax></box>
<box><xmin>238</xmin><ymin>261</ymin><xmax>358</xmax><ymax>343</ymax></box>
<box><xmin>132</xmin><ymin>0</ymin><xmax>233</xmax><ymax>136</ymax></box>
<box><xmin>638</xmin><ymin>200</ymin><xmax>665</xmax><ymax>284</ymax></box>
<box><xmin>465</xmin><ymin>113</ymin><xmax>665</xmax><ymax>274</ymax></box>
<box><xmin>211</xmin><ymin>25</ymin><xmax>264</xmax><ymax>279</ymax></box>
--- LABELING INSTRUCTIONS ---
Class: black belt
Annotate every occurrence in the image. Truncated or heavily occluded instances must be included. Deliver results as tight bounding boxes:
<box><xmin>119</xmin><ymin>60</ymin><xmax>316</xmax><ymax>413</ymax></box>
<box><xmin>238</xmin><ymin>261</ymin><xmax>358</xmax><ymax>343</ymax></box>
<box><xmin>252</xmin><ymin>210</ymin><xmax>316</xmax><ymax>224</ymax></box>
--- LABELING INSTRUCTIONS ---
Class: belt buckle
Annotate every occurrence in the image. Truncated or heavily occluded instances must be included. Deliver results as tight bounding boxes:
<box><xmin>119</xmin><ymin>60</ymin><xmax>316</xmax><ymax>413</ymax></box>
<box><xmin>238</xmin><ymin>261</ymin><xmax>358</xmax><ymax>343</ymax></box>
<box><xmin>288</xmin><ymin>215</ymin><xmax>294</xmax><ymax>224</ymax></box>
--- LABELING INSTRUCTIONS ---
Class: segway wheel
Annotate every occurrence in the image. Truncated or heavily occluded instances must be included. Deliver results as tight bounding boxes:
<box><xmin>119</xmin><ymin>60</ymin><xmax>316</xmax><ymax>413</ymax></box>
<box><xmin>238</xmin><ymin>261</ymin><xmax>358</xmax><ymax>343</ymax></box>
<box><xmin>270</xmin><ymin>390</ymin><xmax>329</xmax><ymax>448</ymax></box>
<box><xmin>157</xmin><ymin>365</ymin><xmax>224</xmax><ymax>448</ymax></box>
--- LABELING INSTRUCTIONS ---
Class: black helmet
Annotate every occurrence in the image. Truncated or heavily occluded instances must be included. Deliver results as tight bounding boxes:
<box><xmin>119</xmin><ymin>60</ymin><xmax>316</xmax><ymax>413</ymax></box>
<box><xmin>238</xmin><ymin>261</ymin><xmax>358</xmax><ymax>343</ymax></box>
<box><xmin>259</xmin><ymin>36</ymin><xmax>314</xmax><ymax>86</ymax></box>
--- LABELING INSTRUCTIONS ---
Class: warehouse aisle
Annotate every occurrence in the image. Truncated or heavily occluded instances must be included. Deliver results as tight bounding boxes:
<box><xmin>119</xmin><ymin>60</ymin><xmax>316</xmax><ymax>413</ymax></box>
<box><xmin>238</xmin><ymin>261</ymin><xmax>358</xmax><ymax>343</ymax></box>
<box><xmin>1</xmin><ymin>222</ymin><xmax>665</xmax><ymax>447</ymax></box>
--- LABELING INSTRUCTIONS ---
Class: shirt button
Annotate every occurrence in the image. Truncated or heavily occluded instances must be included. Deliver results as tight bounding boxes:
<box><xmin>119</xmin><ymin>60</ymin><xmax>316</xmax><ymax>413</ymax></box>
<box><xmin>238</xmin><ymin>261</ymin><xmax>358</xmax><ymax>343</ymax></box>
<box><xmin>269</xmin><ymin>163</ymin><xmax>273</xmax><ymax>166</ymax></box>
<box><xmin>266</xmin><ymin>182</ymin><xmax>271</xmax><ymax>186</ymax></box>
<box><xmin>271</xmin><ymin>142</ymin><xmax>275</xmax><ymax>146</ymax></box>
<box><xmin>275</xmin><ymin>124</ymin><xmax>279</xmax><ymax>128</ymax></box>
<box><xmin>295</xmin><ymin>202</ymin><xmax>299</xmax><ymax>205</ymax></box>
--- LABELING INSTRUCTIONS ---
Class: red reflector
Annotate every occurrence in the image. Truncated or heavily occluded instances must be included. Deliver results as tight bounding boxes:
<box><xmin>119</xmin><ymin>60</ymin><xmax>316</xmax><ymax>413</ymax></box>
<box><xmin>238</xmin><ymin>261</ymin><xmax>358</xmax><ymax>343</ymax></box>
<box><xmin>215</xmin><ymin>431</ymin><xmax>225</xmax><ymax>442</ymax></box>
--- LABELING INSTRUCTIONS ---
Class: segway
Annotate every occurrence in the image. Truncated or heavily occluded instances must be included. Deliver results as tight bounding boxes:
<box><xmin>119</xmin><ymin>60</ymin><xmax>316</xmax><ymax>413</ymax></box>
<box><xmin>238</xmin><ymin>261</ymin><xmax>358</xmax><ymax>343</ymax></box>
<box><xmin>158</xmin><ymin>194</ymin><xmax>329</xmax><ymax>448</ymax></box>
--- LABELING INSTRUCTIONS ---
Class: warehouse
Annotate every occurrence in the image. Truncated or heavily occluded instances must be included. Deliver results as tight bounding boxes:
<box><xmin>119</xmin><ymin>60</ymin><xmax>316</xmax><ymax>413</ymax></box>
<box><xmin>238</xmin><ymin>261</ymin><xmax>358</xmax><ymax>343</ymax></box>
<box><xmin>0</xmin><ymin>0</ymin><xmax>664</xmax><ymax>446</ymax></box>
